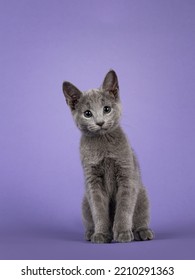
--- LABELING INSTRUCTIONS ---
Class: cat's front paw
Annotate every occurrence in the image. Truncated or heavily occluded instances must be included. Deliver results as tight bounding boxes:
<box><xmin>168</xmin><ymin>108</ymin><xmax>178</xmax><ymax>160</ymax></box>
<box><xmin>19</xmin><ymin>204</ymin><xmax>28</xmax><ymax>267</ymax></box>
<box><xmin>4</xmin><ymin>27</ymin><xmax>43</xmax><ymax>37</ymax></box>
<box><xmin>91</xmin><ymin>232</ymin><xmax>112</xmax><ymax>243</ymax></box>
<box><xmin>133</xmin><ymin>228</ymin><xmax>154</xmax><ymax>241</ymax></box>
<box><xmin>85</xmin><ymin>230</ymin><xmax>94</xmax><ymax>241</ymax></box>
<box><xmin>114</xmin><ymin>230</ymin><xmax>134</xmax><ymax>243</ymax></box>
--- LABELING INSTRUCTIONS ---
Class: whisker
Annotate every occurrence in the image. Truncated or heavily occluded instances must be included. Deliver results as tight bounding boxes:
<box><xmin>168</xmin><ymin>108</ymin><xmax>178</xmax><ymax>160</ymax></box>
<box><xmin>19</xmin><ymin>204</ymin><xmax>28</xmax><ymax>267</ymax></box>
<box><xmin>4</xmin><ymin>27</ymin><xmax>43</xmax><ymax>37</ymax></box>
<box><xmin>121</xmin><ymin>121</ymin><xmax>135</xmax><ymax>129</ymax></box>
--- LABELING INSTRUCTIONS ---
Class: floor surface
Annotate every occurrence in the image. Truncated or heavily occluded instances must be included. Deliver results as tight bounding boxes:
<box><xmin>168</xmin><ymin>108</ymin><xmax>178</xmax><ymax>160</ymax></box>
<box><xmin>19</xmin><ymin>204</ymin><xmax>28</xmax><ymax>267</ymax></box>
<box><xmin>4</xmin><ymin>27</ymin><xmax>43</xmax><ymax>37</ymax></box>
<box><xmin>1</xmin><ymin>224</ymin><xmax>195</xmax><ymax>260</ymax></box>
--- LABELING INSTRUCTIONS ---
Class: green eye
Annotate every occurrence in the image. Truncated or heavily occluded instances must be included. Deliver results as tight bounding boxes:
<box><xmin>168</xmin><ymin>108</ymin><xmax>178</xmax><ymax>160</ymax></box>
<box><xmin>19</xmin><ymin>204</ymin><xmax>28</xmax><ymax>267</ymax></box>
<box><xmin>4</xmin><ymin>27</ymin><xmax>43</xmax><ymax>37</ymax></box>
<box><xmin>103</xmin><ymin>106</ymin><xmax>111</xmax><ymax>114</ymax></box>
<box><xmin>84</xmin><ymin>110</ymin><xmax>93</xmax><ymax>118</ymax></box>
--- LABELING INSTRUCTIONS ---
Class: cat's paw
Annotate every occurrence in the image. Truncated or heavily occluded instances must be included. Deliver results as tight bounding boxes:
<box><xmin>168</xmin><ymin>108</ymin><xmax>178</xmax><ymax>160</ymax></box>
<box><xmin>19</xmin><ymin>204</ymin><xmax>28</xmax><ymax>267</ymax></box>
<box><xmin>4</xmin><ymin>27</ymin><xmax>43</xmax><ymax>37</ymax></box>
<box><xmin>85</xmin><ymin>230</ymin><xmax>94</xmax><ymax>241</ymax></box>
<box><xmin>133</xmin><ymin>228</ymin><xmax>154</xmax><ymax>241</ymax></box>
<box><xmin>114</xmin><ymin>230</ymin><xmax>134</xmax><ymax>243</ymax></box>
<box><xmin>91</xmin><ymin>232</ymin><xmax>112</xmax><ymax>243</ymax></box>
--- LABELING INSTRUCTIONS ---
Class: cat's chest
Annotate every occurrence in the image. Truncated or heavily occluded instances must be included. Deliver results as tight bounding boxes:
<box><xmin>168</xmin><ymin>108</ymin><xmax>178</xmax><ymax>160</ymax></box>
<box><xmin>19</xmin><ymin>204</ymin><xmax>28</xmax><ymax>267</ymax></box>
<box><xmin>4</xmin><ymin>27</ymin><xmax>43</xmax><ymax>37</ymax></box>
<box><xmin>80</xmin><ymin>140</ymin><xmax>114</xmax><ymax>165</ymax></box>
<box><xmin>80</xmin><ymin>133</ymin><xmax>129</xmax><ymax>165</ymax></box>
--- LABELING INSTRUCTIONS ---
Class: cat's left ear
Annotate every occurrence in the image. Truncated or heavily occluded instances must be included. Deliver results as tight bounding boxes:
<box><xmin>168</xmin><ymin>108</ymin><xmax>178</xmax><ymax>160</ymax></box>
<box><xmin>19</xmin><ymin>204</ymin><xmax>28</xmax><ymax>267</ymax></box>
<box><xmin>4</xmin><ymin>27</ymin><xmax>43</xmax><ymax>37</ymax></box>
<box><xmin>102</xmin><ymin>70</ymin><xmax>119</xmax><ymax>99</ymax></box>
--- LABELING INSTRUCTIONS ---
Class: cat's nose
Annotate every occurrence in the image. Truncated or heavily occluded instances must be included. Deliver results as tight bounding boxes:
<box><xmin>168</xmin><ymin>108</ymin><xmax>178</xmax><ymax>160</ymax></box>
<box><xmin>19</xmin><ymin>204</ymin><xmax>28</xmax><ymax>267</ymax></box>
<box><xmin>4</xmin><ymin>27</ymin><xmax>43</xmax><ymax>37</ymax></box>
<box><xmin>96</xmin><ymin>121</ymin><xmax>105</xmax><ymax>127</ymax></box>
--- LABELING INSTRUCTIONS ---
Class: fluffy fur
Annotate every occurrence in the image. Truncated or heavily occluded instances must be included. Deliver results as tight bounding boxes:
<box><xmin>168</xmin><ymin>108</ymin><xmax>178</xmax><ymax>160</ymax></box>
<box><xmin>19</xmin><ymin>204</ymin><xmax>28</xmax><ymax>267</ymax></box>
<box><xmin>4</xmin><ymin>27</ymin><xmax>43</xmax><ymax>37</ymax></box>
<box><xmin>62</xmin><ymin>70</ymin><xmax>154</xmax><ymax>243</ymax></box>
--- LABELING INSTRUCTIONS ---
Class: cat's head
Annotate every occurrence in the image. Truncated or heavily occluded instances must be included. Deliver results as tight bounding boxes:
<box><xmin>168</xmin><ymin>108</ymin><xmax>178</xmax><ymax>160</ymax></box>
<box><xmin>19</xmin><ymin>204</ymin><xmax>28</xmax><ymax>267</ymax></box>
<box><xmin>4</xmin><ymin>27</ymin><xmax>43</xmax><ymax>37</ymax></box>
<box><xmin>62</xmin><ymin>70</ymin><xmax>121</xmax><ymax>136</ymax></box>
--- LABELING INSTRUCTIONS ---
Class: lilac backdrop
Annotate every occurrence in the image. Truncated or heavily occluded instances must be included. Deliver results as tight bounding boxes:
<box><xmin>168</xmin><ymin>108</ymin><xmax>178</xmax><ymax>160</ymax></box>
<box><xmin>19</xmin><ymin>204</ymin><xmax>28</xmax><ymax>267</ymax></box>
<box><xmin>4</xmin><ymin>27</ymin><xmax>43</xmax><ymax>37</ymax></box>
<box><xmin>0</xmin><ymin>0</ymin><xmax>195</xmax><ymax>259</ymax></box>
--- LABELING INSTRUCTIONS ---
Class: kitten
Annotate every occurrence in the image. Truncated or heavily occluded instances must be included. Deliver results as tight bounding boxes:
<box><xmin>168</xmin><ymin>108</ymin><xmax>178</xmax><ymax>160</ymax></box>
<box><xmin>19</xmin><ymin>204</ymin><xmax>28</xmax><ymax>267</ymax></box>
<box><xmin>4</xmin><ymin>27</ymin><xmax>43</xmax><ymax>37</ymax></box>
<box><xmin>62</xmin><ymin>70</ymin><xmax>154</xmax><ymax>243</ymax></box>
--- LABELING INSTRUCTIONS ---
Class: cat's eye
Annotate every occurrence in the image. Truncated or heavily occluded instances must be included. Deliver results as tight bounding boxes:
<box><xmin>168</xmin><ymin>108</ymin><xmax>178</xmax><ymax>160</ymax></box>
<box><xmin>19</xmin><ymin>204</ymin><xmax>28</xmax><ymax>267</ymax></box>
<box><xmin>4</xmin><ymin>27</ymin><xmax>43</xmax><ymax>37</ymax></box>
<box><xmin>84</xmin><ymin>110</ymin><xmax>93</xmax><ymax>118</ymax></box>
<box><xmin>103</xmin><ymin>106</ymin><xmax>111</xmax><ymax>114</ymax></box>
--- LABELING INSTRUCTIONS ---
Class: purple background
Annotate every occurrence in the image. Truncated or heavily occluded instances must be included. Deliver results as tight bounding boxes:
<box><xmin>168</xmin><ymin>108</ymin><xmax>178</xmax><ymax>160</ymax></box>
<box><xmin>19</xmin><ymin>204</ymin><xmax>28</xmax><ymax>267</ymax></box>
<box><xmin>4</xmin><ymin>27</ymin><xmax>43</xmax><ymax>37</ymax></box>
<box><xmin>0</xmin><ymin>0</ymin><xmax>195</xmax><ymax>259</ymax></box>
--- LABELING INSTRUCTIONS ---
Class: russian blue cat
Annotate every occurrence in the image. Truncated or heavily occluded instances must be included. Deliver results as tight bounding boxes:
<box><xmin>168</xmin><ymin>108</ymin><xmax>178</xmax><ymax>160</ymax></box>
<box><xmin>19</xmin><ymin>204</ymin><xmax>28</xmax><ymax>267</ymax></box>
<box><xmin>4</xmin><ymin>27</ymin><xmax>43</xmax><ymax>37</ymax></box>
<box><xmin>62</xmin><ymin>70</ymin><xmax>154</xmax><ymax>243</ymax></box>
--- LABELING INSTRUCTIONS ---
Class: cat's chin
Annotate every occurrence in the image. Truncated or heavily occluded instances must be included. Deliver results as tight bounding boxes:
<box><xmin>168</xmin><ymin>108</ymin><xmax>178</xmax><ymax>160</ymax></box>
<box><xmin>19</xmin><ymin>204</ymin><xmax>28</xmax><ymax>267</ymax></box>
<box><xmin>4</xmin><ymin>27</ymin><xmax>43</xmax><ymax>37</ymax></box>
<box><xmin>81</xmin><ymin>125</ymin><xmax>118</xmax><ymax>136</ymax></box>
<box><xmin>83</xmin><ymin>129</ymin><xmax>109</xmax><ymax>136</ymax></box>
<box><xmin>95</xmin><ymin>128</ymin><xmax>109</xmax><ymax>135</ymax></box>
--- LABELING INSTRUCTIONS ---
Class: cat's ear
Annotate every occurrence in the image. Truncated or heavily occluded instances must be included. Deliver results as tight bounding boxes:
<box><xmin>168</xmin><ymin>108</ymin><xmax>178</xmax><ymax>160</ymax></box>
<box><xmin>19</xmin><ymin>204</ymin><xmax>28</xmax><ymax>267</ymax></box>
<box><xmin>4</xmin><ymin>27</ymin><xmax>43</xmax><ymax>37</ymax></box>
<box><xmin>102</xmin><ymin>70</ymin><xmax>119</xmax><ymax>99</ymax></box>
<box><xmin>62</xmin><ymin>82</ymin><xmax>82</xmax><ymax>110</ymax></box>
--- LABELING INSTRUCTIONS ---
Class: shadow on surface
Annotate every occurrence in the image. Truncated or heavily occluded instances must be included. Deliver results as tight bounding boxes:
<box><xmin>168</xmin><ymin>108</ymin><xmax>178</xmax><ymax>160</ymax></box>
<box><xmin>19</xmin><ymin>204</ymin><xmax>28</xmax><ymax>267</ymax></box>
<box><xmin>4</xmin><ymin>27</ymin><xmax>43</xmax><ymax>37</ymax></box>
<box><xmin>2</xmin><ymin>222</ymin><xmax>195</xmax><ymax>244</ymax></box>
<box><xmin>154</xmin><ymin>224</ymin><xmax>195</xmax><ymax>240</ymax></box>
<box><xmin>0</xmin><ymin>224</ymin><xmax>83</xmax><ymax>243</ymax></box>
<box><xmin>36</xmin><ymin>227</ymin><xmax>83</xmax><ymax>242</ymax></box>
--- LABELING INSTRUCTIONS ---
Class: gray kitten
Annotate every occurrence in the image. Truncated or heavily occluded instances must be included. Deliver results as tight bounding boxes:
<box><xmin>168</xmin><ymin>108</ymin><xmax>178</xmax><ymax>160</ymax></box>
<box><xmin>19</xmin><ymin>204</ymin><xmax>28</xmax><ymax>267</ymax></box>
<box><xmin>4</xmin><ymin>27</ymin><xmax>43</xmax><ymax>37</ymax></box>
<box><xmin>62</xmin><ymin>70</ymin><xmax>154</xmax><ymax>243</ymax></box>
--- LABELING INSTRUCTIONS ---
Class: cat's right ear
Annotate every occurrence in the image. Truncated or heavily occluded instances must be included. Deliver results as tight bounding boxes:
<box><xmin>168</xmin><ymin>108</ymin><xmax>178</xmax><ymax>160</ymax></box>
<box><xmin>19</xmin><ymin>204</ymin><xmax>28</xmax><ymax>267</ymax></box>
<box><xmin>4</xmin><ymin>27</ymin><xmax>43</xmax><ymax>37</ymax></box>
<box><xmin>62</xmin><ymin>82</ymin><xmax>82</xmax><ymax>110</ymax></box>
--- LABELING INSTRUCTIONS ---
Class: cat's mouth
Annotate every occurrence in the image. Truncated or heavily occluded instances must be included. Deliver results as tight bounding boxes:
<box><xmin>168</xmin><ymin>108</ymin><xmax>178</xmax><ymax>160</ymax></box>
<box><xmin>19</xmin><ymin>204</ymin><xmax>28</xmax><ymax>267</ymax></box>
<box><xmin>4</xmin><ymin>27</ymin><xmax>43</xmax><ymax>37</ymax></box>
<box><xmin>94</xmin><ymin>126</ymin><xmax>110</xmax><ymax>134</ymax></box>
<box><xmin>96</xmin><ymin>125</ymin><xmax>108</xmax><ymax>131</ymax></box>
<box><xmin>93</xmin><ymin>122</ymin><xmax>117</xmax><ymax>134</ymax></box>
<box><xmin>98</xmin><ymin>126</ymin><xmax>107</xmax><ymax>130</ymax></box>
<box><xmin>82</xmin><ymin>123</ymin><xmax>115</xmax><ymax>135</ymax></box>
<box><xmin>85</xmin><ymin>126</ymin><xmax>108</xmax><ymax>135</ymax></box>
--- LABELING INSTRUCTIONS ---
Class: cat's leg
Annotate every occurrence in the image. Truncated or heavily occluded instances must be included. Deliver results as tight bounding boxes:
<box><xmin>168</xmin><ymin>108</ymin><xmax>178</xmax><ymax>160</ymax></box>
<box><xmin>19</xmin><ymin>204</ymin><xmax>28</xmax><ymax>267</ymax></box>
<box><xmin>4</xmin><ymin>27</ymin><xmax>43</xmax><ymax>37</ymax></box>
<box><xmin>85</xmin><ymin>166</ymin><xmax>112</xmax><ymax>243</ymax></box>
<box><xmin>113</xmin><ymin>165</ymin><xmax>137</xmax><ymax>242</ymax></box>
<box><xmin>132</xmin><ymin>187</ymin><xmax>154</xmax><ymax>241</ymax></box>
<box><xmin>82</xmin><ymin>195</ymin><xmax>94</xmax><ymax>241</ymax></box>
<box><xmin>88</xmin><ymin>187</ymin><xmax>112</xmax><ymax>243</ymax></box>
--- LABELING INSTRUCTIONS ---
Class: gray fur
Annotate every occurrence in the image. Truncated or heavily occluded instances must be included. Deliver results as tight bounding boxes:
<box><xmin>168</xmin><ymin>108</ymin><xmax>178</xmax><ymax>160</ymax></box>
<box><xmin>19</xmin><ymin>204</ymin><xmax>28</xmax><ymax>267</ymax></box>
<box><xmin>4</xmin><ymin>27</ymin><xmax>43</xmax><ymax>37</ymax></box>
<box><xmin>62</xmin><ymin>70</ymin><xmax>154</xmax><ymax>243</ymax></box>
